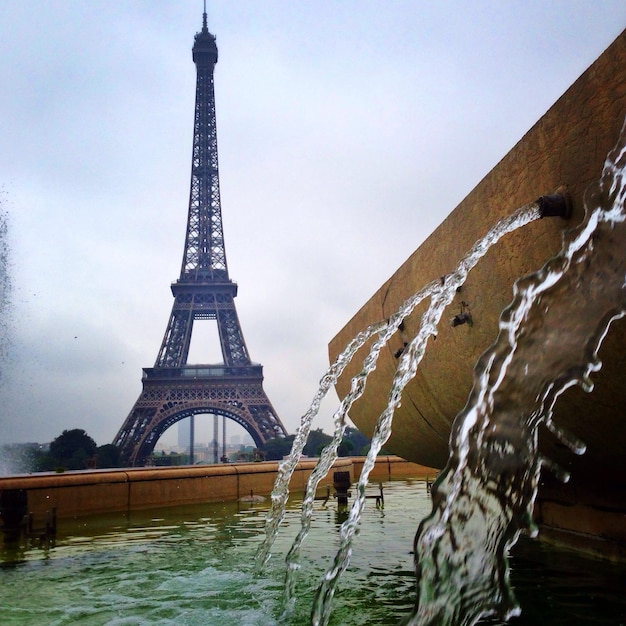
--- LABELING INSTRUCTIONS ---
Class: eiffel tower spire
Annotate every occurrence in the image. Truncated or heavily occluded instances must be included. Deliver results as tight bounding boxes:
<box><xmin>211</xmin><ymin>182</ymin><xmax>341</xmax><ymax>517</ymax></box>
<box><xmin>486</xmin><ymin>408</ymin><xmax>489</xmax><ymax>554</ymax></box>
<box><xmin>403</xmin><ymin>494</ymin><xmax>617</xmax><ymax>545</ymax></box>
<box><xmin>114</xmin><ymin>12</ymin><xmax>287</xmax><ymax>466</ymax></box>
<box><xmin>180</xmin><ymin>2</ymin><xmax>223</xmax><ymax>281</ymax></box>
<box><xmin>153</xmin><ymin>10</ymin><xmax>247</xmax><ymax>370</ymax></box>
<box><xmin>182</xmin><ymin>0</ymin><xmax>224</xmax><ymax>280</ymax></box>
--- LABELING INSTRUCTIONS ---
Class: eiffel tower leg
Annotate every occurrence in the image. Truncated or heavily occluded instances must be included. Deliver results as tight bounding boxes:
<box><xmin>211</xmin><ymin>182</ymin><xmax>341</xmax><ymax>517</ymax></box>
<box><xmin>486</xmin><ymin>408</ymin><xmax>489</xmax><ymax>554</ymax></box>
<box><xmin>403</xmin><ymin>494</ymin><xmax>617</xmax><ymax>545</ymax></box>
<box><xmin>114</xmin><ymin>405</ymin><xmax>158</xmax><ymax>467</ymax></box>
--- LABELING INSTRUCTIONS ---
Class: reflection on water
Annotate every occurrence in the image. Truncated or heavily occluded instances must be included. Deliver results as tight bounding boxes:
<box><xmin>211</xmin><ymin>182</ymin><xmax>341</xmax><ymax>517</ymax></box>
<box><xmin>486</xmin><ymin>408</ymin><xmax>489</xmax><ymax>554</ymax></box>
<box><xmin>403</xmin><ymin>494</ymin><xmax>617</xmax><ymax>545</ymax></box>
<box><xmin>0</xmin><ymin>480</ymin><xmax>623</xmax><ymax>625</ymax></box>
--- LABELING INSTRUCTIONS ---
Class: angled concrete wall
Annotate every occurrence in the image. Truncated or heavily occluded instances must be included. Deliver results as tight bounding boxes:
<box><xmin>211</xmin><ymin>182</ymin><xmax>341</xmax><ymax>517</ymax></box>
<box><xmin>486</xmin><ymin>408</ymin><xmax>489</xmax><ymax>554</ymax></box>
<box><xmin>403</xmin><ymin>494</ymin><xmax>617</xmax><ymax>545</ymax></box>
<box><xmin>329</xmin><ymin>30</ymin><xmax>626</xmax><ymax>558</ymax></box>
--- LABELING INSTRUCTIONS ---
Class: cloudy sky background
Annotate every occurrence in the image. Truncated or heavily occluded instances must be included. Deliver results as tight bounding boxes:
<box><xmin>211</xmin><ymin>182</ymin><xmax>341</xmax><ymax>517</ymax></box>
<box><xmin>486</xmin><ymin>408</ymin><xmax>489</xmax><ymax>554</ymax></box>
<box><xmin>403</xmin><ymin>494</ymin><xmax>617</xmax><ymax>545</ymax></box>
<box><xmin>1</xmin><ymin>1</ymin><xmax>625</xmax><ymax>448</ymax></box>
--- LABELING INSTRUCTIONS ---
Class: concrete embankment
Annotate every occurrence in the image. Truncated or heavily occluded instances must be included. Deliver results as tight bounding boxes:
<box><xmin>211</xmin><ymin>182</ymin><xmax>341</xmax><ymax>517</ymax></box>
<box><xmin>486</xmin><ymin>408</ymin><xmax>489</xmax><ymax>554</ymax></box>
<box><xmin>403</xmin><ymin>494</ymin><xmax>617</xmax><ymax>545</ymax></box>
<box><xmin>0</xmin><ymin>456</ymin><xmax>435</xmax><ymax>524</ymax></box>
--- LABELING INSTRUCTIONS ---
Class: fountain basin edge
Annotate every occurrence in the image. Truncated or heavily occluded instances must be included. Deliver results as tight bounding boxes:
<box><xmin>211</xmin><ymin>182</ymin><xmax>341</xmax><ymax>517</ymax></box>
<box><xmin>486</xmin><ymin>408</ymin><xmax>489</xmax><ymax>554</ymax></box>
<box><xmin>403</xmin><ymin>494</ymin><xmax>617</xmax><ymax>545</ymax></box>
<box><xmin>0</xmin><ymin>456</ymin><xmax>436</xmax><ymax>525</ymax></box>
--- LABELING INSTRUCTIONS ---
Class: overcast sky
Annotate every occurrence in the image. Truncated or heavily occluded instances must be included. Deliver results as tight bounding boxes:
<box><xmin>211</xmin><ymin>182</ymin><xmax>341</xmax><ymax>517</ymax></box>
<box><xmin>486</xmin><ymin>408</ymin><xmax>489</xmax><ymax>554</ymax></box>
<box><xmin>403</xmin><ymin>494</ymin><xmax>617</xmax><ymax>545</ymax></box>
<box><xmin>1</xmin><ymin>1</ymin><xmax>624</xmax><ymax>449</ymax></box>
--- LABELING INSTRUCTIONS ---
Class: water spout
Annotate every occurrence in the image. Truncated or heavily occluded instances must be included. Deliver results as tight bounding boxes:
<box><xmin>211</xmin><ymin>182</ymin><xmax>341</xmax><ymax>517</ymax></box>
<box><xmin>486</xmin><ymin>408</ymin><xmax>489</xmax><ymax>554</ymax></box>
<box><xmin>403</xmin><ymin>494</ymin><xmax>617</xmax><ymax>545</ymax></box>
<box><xmin>310</xmin><ymin>202</ymin><xmax>542</xmax><ymax>626</ymax></box>
<box><xmin>254</xmin><ymin>197</ymin><xmax>543</xmax><ymax>621</ymax></box>
<box><xmin>450</xmin><ymin>303</ymin><xmax>473</xmax><ymax>327</ymax></box>
<box><xmin>536</xmin><ymin>186</ymin><xmax>573</xmax><ymax>219</ymax></box>
<box><xmin>259</xmin><ymin>203</ymin><xmax>551</xmax><ymax>622</ymax></box>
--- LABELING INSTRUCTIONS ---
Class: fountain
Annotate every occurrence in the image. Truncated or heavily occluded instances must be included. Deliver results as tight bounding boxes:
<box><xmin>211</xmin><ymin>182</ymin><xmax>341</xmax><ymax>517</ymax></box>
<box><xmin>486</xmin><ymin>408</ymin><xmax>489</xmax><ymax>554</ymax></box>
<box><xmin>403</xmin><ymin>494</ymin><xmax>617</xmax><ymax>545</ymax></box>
<box><xmin>256</xmin><ymin>28</ymin><xmax>626</xmax><ymax>626</ymax></box>
<box><xmin>258</xmin><ymin>199</ymin><xmax>549</xmax><ymax>622</ymax></box>
<box><xmin>255</xmin><ymin>131</ymin><xmax>624</xmax><ymax>624</ymax></box>
<box><xmin>406</xmin><ymin>121</ymin><xmax>626</xmax><ymax>625</ymax></box>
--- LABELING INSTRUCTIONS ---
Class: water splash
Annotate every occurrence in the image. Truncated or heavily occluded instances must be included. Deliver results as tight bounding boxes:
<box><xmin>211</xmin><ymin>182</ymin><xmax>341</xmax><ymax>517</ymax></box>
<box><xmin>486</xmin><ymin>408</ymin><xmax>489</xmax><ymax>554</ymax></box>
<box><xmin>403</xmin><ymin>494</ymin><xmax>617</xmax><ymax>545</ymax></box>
<box><xmin>0</xmin><ymin>193</ymin><xmax>13</xmax><ymax>455</ymax></box>
<box><xmin>279</xmin><ymin>282</ymin><xmax>439</xmax><ymax>614</ymax></box>
<box><xmin>0</xmin><ymin>195</ymin><xmax>11</xmax><ymax>382</ymax></box>
<box><xmin>406</xmin><ymin>121</ymin><xmax>626</xmax><ymax>625</ymax></box>
<box><xmin>255</xmin><ymin>319</ymin><xmax>388</xmax><ymax>572</ymax></box>
<box><xmin>256</xmin><ymin>265</ymin><xmax>451</xmax><ymax>575</ymax></box>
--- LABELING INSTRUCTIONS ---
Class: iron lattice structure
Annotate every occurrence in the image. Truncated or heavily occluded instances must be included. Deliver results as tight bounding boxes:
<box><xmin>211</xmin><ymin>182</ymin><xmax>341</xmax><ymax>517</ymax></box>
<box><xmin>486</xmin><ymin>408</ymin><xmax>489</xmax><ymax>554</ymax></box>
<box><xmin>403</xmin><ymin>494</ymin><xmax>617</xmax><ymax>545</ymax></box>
<box><xmin>114</xmin><ymin>12</ymin><xmax>287</xmax><ymax>466</ymax></box>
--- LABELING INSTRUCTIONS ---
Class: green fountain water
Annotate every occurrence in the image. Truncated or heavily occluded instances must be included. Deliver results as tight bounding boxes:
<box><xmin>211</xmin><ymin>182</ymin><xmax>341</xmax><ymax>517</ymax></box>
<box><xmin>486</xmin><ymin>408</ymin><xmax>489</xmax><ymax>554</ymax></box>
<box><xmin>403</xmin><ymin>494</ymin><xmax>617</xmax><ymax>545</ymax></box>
<box><xmin>1</xmin><ymin>479</ymin><xmax>624</xmax><ymax>625</ymax></box>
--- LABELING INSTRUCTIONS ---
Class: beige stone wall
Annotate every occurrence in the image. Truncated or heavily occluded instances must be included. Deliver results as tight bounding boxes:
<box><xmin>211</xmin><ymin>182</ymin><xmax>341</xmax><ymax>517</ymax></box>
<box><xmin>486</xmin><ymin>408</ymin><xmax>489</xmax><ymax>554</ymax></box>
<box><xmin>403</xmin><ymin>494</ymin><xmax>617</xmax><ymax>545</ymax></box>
<box><xmin>329</xmin><ymin>30</ymin><xmax>626</xmax><ymax>557</ymax></box>
<box><xmin>330</xmin><ymin>30</ymin><xmax>625</xmax><ymax>473</ymax></box>
<box><xmin>351</xmin><ymin>456</ymin><xmax>437</xmax><ymax>482</ymax></box>
<box><xmin>0</xmin><ymin>457</ymin><xmax>434</xmax><ymax>524</ymax></box>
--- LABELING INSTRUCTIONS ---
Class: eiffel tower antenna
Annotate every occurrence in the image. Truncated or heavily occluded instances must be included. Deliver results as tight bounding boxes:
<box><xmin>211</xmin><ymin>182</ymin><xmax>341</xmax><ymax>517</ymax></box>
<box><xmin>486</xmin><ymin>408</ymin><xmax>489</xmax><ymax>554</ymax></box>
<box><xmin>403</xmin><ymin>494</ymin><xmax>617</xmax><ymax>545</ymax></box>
<box><xmin>114</xmin><ymin>10</ymin><xmax>288</xmax><ymax>466</ymax></box>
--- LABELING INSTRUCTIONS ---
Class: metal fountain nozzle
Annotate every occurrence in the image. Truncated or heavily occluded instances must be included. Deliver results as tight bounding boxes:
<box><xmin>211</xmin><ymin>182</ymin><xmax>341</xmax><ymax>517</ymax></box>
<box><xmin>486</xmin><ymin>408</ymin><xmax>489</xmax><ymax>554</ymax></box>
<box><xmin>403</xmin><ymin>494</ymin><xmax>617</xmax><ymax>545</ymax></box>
<box><xmin>536</xmin><ymin>186</ymin><xmax>573</xmax><ymax>219</ymax></box>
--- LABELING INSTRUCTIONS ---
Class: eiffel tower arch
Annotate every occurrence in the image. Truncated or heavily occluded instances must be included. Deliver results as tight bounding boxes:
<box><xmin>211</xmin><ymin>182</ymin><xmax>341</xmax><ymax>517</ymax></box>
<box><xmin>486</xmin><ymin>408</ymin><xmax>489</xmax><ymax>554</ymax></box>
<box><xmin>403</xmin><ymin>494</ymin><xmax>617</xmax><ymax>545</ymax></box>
<box><xmin>114</xmin><ymin>10</ymin><xmax>287</xmax><ymax>466</ymax></box>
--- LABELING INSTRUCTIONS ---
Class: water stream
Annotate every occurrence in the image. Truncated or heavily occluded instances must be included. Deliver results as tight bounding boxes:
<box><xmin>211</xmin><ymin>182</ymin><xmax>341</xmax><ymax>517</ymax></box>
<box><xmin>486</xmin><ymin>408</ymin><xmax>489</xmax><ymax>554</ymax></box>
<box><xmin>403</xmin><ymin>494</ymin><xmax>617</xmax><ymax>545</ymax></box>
<box><xmin>259</xmin><ymin>120</ymin><xmax>626</xmax><ymax>625</ymax></box>
<box><xmin>257</xmin><ymin>203</ymin><xmax>540</xmax><ymax>615</ymax></box>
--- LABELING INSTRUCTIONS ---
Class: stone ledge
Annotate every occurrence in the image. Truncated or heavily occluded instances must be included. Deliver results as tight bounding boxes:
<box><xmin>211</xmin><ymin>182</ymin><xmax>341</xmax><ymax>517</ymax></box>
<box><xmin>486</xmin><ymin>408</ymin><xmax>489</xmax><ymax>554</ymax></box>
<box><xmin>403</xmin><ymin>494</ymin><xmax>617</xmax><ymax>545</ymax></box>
<box><xmin>0</xmin><ymin>456</ymin><xmax>434</xmax><ymax>522</ymax></box>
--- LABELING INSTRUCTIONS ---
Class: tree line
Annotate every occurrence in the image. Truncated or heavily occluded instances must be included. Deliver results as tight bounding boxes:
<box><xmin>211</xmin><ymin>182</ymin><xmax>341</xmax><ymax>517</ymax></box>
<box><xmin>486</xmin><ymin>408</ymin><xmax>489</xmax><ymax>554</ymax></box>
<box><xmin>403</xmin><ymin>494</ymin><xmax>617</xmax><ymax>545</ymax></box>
<box><xmin>257</xmin><ymin>426</ymin><xmax>374</xmax><ymax>461</ymax></box>
<box><xmin>2</xmin><ymin>425</ymin><xmax>374</xmax><ymax>473</ymax></box>
<box><xmin>2</xmin><ymin>429</ymin><xmax>121</xmax><ymax>473</ymax></box>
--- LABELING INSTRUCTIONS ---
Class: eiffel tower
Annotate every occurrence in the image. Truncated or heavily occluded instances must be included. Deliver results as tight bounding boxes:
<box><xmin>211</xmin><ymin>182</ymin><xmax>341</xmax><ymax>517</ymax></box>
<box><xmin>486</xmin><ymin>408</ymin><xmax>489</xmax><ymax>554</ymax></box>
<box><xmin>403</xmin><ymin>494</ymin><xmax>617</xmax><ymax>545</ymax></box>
<box><xmin>114</xmin><ymin>9</ymin><xmax>288</xmax><ymax>466</ymax></box>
